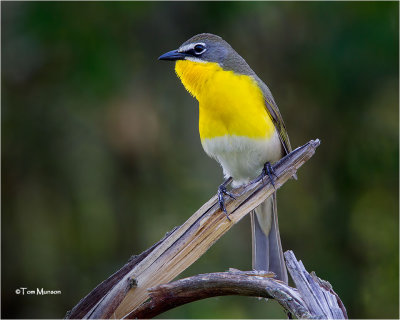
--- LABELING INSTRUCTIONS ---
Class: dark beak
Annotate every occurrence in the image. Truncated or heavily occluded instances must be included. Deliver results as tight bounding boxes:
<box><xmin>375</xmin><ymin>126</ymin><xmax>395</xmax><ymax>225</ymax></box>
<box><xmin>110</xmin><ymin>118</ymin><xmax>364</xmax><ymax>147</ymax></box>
<box><xmin>158</xmin><ymin>49</ymin><xmax>187</xmax><ymax>61</ymax></box>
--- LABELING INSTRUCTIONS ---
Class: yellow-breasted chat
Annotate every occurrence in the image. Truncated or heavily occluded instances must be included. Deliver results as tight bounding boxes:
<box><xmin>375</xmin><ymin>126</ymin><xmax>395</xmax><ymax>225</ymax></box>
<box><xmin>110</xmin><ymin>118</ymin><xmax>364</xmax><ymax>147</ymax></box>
<box><xmin>159</xmin><ymin>33</ymin><xmax>293</xmax><ymax>283</ymax></box>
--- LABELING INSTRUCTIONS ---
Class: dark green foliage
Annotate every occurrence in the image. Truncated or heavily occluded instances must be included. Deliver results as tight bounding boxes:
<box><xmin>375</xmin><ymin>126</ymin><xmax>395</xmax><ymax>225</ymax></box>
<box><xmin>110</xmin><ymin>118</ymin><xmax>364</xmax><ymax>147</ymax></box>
<box><xmin>2</xmin><ymin>2</ymin><xmax>398</xmax><ymax>318</ymax></box>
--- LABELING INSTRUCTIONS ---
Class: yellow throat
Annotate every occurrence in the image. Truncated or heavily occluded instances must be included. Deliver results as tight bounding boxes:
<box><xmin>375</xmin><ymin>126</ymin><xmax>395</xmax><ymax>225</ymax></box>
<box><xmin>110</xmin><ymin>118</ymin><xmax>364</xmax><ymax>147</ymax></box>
<box><xmin>175</xmin><ymin>60</ymin><xmax>276</xmax><ymax>141</ymax></box>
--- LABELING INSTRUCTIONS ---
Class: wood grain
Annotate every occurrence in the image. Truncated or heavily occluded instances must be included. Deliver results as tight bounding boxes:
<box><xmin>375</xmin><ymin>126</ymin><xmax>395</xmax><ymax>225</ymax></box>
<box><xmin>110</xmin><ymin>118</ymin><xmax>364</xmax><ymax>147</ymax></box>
<box><xmin>66</xmin><ymin>139</ymin><xmax>320</xmax><ymax>319</ymax></box>
<box><xmin>128</xmin><ymin>250</ymin><xmax>346</xmax><ymax>319</ymax></box>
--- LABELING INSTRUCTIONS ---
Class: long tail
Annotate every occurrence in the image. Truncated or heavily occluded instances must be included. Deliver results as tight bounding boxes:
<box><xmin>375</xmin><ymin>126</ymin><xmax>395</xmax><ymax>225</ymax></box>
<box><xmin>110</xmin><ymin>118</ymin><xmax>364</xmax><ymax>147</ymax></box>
<box><xmin>250</xmin><ymin>192</ymin><xmax>288</xmax><ymax>283</ymax></box>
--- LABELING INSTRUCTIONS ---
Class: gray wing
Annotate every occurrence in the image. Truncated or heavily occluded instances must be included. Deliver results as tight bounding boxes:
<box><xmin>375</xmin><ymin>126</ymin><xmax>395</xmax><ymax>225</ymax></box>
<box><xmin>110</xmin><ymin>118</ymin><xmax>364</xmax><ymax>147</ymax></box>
<box><xmin>254</xmin><ymin>76</ymin><xmax>293</xmax><ymax>155</ymax></box>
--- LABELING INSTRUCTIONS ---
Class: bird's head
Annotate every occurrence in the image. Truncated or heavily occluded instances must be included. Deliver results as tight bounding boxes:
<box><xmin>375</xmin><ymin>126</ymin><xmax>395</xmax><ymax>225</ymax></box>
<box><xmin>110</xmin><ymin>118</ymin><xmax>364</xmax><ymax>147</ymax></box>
<box><xmin>159</xmin><ymin>33</ymin><xmax>254</xmax><ymax>98</ymax></box>
<box><xmin>158</xmin><ymin>33</ymin><xmax>231</xmax><ymax>65</ymax></box>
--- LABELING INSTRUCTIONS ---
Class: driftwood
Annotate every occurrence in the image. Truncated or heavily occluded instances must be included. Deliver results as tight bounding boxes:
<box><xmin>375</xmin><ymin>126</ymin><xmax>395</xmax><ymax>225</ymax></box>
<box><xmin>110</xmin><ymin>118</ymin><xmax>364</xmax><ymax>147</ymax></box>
<box><xmin>284</xmin><ymin>251</ymin><xmax>348</xmax><ymax>319</ymax></box>
<box><xmin>129</xmin><ymin>250</ymin><xmax>347</xmax><ymax>319</ymax></box>
<box><xmin>66</xmin><ymin>139</ymin><xmax>321</xmax><ymax>319</ymax></box>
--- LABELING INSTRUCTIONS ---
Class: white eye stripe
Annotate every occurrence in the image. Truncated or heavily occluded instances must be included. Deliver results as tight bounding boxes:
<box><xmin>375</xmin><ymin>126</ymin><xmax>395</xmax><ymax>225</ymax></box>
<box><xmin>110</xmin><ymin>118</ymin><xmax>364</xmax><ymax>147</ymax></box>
<box><xmin>184</xmin><ymin>56</ymin><xmax>206</xmax><ymax>63</ymax></box>
<box><xmin>178</xmin><ymin>42</ymin><xmax>206</xmax><ymax>53</ymax></box>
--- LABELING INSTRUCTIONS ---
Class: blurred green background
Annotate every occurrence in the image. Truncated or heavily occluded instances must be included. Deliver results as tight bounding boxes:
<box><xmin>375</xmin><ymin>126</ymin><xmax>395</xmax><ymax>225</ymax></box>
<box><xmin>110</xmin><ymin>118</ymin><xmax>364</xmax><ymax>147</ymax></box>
<box><xmin>2</xmin><ymin>1</ymin><xmax>398</xmax><ymax>319</ymax></box>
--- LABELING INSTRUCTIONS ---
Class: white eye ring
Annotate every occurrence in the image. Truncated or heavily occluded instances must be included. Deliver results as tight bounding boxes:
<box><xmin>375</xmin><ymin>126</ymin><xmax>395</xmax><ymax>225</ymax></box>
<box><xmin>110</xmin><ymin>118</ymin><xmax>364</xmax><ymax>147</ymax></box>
<box><xmin>193</xmin><ymin>43</ymin><xmax>206</xmax><ymax>55</ymax></box>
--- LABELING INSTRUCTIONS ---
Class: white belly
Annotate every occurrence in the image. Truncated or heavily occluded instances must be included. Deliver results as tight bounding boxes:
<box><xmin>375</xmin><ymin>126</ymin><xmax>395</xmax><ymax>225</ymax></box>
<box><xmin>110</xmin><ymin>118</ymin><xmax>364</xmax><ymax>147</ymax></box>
<box><xmin>201</xmin><ymin>131</ymin><xmax>283</xmax><ymax>187</ymax></box>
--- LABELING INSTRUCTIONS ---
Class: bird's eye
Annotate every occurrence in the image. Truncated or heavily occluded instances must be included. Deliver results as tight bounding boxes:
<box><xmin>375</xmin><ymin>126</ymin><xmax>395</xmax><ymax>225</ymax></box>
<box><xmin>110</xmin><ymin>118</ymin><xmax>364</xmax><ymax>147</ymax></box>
<box><xmin>193</xmin><ymin>44</ymin><xmax>206</xmax><ymax>55</ymax></box>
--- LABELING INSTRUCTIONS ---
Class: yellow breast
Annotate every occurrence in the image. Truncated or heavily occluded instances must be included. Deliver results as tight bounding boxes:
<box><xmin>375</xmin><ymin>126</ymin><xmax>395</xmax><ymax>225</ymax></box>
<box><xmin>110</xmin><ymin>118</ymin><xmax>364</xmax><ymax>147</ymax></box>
<box><xmin>175</xmin><ymin>60</ymin><xmax>276</xmax><ymax>141</ymax></box>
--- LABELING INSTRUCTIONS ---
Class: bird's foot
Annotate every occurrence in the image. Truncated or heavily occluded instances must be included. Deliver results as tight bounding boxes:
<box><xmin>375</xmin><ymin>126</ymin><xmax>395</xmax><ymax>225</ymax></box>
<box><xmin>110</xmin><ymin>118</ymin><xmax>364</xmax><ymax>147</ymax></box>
<box><xmin>218</xmin><ymin>180</ymin><xmax>236</xmax><ymax>221</ymax></box>
<box><xmin>262</xmin><ymin>162</ymin><xmax>278</xmax><ymax>188</ymax></box>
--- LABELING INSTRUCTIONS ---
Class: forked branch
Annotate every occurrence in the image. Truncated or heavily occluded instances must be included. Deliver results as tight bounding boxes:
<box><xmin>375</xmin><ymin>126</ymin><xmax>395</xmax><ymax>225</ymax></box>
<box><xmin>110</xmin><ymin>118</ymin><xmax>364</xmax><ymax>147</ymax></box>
<box><xmin>66</xmin><ymin>139</ymin><xmax>321</xmax><ymax>319</ymax></box>
<box><xmin>129</xmin><ymin>250</ymin><xmax>347</xmax><ymax>319</ymax></box>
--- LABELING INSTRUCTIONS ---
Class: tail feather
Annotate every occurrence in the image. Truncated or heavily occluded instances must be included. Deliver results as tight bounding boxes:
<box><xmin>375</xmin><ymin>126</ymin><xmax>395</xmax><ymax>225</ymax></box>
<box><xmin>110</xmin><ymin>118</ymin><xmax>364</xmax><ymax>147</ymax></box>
<box><xmin>251</xmin><ymin>193</ymin><xmax>288</xmax><ymax>284</ymax></box>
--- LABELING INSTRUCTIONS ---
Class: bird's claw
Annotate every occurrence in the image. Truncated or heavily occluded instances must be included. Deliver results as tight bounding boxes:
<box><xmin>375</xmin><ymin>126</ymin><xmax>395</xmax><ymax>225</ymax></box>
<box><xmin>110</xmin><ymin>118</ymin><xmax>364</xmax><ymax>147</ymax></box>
<box><xmin>263</xmin><ymin>162</ymin><xmax>278</xmax><ymax>188</ymax></box>
<box><xmin>218</xmin><ymin>184</ymin><xmax>236</xmax><ymax>221</ymax></box>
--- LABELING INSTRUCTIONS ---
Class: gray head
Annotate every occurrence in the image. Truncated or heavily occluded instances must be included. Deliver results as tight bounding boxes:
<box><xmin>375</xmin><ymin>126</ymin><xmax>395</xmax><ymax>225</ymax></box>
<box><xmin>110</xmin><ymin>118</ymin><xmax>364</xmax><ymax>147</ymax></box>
<box><xmin>158</xmin><ymin>33</ymin><xmax>255</xmax><ymax>76</ymax></box>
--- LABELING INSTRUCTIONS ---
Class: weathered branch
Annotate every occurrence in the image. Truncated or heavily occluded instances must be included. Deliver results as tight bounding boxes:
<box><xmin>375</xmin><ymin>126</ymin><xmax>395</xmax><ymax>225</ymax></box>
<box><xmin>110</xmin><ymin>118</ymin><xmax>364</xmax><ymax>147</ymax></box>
<box><xmin>129</xmin><ymin>268</ymin><xmax>307</xmax><ymax>319</ymax></box>
<box><xmin>65</xmin><ymin>228</ymin><xmax>178</xmax><ymax>319</ymax></box>
<box><xmin>284</xmin><ymin>251</ymin><xmax>348</xmax><ymax>319</ymax></box>
<box><xmin>66</xmin><ymin>139</ymin><xmax>321</xmax><ymax>319</ymax></box>
<box><xmin>128</xmin><ymin>250</ymin><xmax>347</xmax><ymax>319</ymax></box>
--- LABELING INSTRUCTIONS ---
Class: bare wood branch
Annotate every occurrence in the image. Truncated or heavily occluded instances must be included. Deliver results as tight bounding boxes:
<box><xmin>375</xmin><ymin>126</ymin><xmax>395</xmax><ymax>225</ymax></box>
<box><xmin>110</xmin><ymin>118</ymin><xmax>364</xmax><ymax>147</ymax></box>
<box><xmin>284</xmin><ymin>251</ymin><xmax>348</xmax><ymax>319</ymax></box>
<box><xmin>65</xmin><ymin>227</ymin><xmax>178</xmax><ymax>319</ymax></box>
<box><xmin>66</xmin><ymin>139</ymin><xmax>321</xmax><ymax>319</ymax></box>
<box><xmin>128</xmin><ymin>251</ymin><xmax>347</xmax><ymax>319</ymax></box>
<box><xmin>128</xmin><ymin>269</ymin><xmax>310</xmax><ymax>319</ymax></box>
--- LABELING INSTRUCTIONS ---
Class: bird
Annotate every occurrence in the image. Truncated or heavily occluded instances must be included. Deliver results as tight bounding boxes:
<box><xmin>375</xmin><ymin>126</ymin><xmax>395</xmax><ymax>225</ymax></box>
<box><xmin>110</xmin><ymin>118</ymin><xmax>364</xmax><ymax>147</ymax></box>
<box><xmin>159</xmin><ymin>33</ymin><xmax>293</xmax><ymax>283</ymax></box>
